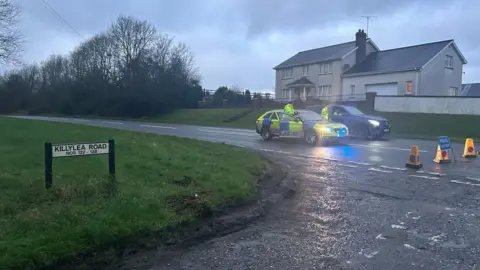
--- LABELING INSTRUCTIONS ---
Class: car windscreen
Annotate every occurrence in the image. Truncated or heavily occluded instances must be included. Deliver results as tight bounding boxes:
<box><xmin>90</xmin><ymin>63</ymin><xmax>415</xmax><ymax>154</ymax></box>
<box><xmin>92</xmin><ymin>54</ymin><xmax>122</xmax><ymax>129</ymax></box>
<box><xmin>298</xmin><ymin>111</ymin><xmax>325</xmax><ymax>121</ymax></box>
<box><xmin>343</xmin><ymin>106</ymin><xmax>364</xmax><ymax>115</ymax></box>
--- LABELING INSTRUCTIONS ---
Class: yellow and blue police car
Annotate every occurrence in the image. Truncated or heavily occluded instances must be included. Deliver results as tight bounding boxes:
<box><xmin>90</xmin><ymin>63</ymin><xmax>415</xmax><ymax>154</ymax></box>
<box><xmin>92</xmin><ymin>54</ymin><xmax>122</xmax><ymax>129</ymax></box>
<box><xmin>255</xmin><ymin>109</ymin><xmax>349</xmax><ymax>145</ymax></box>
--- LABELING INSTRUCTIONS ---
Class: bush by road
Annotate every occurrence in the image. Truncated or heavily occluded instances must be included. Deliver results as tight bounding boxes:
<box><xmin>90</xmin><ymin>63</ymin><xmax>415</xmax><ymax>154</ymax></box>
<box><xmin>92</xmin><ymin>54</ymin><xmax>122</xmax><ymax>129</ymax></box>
<box><xmin>0</xmin><ymin>117</ymin><xmax>267</xmax><ymax>269</ymax></box>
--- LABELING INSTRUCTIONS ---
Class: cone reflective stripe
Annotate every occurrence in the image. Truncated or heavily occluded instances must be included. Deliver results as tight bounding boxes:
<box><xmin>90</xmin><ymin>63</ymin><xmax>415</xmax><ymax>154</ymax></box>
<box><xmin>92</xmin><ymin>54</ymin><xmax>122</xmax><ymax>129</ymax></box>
<box><xmin>433</xmin><ymin>145</ymin><xmax>451</xmax><ymax>164</ymax></box>
<box><xmin>462</xmin><ymin>138</ymin><xmax>477</xmax><ymax>158</ymax></box>
<box><xmin>406</xmin><ymin>145</ymin><xmax>422</xmax><ymax>169</ymax></box>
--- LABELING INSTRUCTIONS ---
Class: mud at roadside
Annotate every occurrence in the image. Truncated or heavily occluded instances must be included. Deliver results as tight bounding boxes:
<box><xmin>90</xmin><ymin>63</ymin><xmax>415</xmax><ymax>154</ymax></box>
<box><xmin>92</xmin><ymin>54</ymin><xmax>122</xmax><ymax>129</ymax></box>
<box><xmin>127</xmin><ymin>152</ymin><xmax>480</xmax><ymax>270</ymax></box>
<box><xmin>100</xmin><ymin>154</ymin><xmax>297</xmax><ymax>270</ymax></box>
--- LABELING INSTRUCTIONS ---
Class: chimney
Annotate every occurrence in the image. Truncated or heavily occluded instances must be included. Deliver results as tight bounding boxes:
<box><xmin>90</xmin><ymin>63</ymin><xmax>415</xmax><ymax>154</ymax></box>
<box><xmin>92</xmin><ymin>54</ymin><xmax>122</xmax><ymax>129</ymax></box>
<box><xmin>355</xmin><ymin>29</ymin><xmax>367</xmax><ymax>64</ymax></box>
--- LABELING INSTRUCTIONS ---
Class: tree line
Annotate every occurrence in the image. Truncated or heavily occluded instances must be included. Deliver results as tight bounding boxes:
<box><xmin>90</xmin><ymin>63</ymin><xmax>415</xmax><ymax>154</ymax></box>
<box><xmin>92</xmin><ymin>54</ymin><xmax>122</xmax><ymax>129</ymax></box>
<box><xmin>0</xmin><ymin>13</ymin><xmax>204</xmax><ymax>117</ymax></box>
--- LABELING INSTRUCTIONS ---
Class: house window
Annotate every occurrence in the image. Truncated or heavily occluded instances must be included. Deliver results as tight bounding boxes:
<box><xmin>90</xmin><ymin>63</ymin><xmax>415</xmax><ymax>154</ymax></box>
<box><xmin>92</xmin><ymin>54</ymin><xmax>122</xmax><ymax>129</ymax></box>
<box><xmin>319</xmin><ymin>62</ymin><xmax>332</xmax><ymax>74</ymax></box>
<box><xmin>405</xmin><ymin>81</ymin><xmax>413</xmax><ymax>95</ymax></box>
<box><xmin>448</xmin><ymin>87</ymin><xmax>458</xmax><ymax>96</ymax></box>
<box><xmin>445</xmin><ymin>55</ymin><xmax>453</xmax><ymax>68</ymax></box>
<box><xmin>350</xmin><ymin>85</ymin><xmax>355</xmax><ymax>96</ymax></box>
<box><xmin>302</xmin><ymin>65</ymin><xmax>309</xmax><ymax>76</ymax></box>
<box><xmin>318</xmin><ymin>85</ymin><xmax>332</xmax><ymax>96</ymax></box>
<box><xmin>282</xmin><ymin>68</ymin><xmax>293</xmax><ymax>79</ymax></box>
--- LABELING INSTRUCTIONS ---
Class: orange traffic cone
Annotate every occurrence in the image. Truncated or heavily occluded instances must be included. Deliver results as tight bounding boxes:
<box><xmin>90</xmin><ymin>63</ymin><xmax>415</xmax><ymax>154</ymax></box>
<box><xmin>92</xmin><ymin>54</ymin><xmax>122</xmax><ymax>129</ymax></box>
<box><xmin>433</xmin><ymin>145</ymin><xmax>451</xmax><ymax>164</ymax></box>
<box><xmin>462</xmin><ymin>138</ymin><xmax>477</xmax><ymax>158</ymax></box>
<box><xmin>406</xmin><ymin>145</ymin><xmax>422</xmax><ymax>169</ymax></box>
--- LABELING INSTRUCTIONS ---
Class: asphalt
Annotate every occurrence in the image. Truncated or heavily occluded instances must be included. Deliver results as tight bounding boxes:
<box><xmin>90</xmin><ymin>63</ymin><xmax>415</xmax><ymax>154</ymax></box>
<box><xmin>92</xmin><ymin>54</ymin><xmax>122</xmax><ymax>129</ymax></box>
<box><xmin>7</xmin><ymin>115</ymin><xmax>480</xmax><ymax>269</ymax></box>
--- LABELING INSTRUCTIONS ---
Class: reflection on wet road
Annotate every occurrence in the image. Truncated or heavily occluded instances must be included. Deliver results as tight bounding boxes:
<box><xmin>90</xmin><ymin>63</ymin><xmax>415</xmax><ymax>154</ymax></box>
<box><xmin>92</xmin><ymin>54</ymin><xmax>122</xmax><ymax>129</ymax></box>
<box><xmin>154</xmin><ymin>154</ymin><xmax>480</xmax><ymax>270</ymax></box>
<box><xmin>7</xmin><ymin>116</ymin><xmax>480</xmax><ymax>269</ymax></box>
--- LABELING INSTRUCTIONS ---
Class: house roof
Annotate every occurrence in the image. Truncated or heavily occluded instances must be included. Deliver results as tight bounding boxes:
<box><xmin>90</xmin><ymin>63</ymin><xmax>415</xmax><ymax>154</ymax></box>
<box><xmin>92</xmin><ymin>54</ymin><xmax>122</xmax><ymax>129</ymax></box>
<box><xmin>343</xmin><ymin>40</ymin><xmax>459</xmax><ymax>76</ymax></box>
<box><xmin>274</xmin><ymin>41</ymin><xmax>357</xmax><ymax>70</ymax></box>
<box><xmin>461</xmin><ymin>83</ymin><xmax>480</xmax><ymax>96</ymax></box>
<box><xmin>285</xmin><ymin>77</ymin><xmax>315</xmax><ymax>87</ymax></box>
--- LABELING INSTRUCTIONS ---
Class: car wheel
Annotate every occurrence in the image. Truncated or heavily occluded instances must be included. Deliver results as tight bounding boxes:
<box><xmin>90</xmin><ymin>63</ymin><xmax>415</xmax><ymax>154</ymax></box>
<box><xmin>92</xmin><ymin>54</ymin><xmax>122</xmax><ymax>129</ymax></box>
<box><xmin>260</xmin><ymin>128</ymin><xmax>272</xmax><ymax>140</ymax></box>
<box><xmin>354</xmin><ymin>124</ymin><xmax>370</xmax><ymax>140</ymax></box>
<box><xmin>304</xmin><ymin>130</ymin><xmax>318</xmax><ymax>146</ymax></box>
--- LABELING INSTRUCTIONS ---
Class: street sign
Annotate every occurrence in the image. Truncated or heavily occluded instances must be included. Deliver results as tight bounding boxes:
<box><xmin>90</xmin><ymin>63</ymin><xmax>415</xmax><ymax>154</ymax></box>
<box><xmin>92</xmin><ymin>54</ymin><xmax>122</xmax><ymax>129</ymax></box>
<box><xmin>44</xmin><ymin>139</ymin><xmax>116</xmax><ymax>190</ymax></box>
<box><xmin>438</xmin><ymin>136</ymin><xmax>451</xmax><ymax>151</ymax></box>
<box><xmin>52</xmin><ymin>142</ymin><xmax>109</xmax><ymax>157</ymax></box>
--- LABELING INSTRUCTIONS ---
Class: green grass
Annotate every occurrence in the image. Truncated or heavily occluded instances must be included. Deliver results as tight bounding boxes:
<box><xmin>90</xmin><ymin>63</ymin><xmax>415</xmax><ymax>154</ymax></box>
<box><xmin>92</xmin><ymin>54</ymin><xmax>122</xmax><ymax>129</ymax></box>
<box><xmin>0</xmin><ymin>117</ymin><xmax>267</xmax><ymax>269</ymax></box>
<box><xmin>150</xmin><ymin>108</ymin><xmax>251</xmax><ymax>126</ymax></box>
<box><xmin>371</xmin><ymin>111</ymin><xmax>480</xmax><ymax>142</ymax></box>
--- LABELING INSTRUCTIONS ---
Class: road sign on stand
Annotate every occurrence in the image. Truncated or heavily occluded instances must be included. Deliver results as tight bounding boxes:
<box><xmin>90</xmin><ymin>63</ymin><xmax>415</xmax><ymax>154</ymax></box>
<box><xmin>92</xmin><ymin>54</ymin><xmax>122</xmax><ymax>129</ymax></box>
<box><xmin>434</xmin><ymin>136</ymin><xmax>455</xmax><ymax>164</ymax></box>
<box><xmin>44</xmin><ymin>139</ymin><xmax>116</xmax><ymax>192</ymax></box>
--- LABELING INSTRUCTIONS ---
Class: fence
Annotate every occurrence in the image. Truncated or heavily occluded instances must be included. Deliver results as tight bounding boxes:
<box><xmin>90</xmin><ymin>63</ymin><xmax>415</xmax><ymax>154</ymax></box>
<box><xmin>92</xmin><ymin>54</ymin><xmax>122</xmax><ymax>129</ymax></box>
<box><xmin>374</xmin><ymin>95</ymin><xmax>480</xmax><ymax>115</ymax></box>
<box><xmin>199</xmin><ymin>89</ymin><xmax>373</xmax><ymax>110</ymax></box>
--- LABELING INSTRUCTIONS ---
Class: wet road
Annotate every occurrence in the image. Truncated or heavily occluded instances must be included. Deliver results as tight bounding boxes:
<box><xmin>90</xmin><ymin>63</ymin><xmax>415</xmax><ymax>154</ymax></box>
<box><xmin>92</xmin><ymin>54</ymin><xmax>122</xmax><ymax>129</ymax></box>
<box><xmin>7</xmin><ymin>116</ymin><xmax>480</xmax><ymax>269</ymax></box>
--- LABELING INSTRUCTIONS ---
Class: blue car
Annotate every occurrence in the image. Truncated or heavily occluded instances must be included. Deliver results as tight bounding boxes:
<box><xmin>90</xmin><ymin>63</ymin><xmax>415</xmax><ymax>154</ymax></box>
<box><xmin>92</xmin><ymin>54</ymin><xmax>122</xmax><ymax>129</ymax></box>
<box><xmin>308</xmin><ymin>104</ymin><xmax>391</xmax><ymax>140</ymax></box>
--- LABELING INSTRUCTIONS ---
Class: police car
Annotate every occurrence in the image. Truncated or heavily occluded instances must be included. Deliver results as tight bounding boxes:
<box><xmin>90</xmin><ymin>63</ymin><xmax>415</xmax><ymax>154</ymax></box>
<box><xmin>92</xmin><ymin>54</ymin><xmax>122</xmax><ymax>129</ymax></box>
<box><xmin>255</xmin><ymin>109</ymin><xmax>349</xmax><ymax>145</ymax></box>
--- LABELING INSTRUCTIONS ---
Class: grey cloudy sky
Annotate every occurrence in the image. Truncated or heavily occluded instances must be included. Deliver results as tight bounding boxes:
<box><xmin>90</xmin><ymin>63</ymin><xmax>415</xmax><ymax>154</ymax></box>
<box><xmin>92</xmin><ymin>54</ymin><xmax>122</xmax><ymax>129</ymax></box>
<box><xmin>15</xmin><ymin>0</ymin><xmax>480</xmax><ymax>92</ymax></box>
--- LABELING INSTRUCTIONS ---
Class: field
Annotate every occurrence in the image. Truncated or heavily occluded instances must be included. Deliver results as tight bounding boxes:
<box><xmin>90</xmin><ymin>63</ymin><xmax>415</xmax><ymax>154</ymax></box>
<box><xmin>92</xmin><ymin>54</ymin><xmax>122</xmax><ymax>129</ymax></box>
<box><xmin>0</xmin><ymin>117</ymin><xmax>267</xmax><ymax>269</ymax></box>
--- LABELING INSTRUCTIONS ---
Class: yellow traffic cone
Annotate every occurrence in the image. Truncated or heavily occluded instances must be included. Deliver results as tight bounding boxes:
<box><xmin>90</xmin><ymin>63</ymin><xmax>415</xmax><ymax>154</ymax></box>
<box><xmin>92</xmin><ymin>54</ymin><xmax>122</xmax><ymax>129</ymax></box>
<box><xmin>462</xmin><ymin>138</ymin><xmax>477</xmax><ymax>158</ymax></box>
<box><xmin>406</xmin><ymin>145</ymin><xmax>422</xmax><ymax>169</ymax></box>
<box><xmin>433</xmin><ymin>145</ymin><xmax>451</xmax><ymax>164</ymax></box>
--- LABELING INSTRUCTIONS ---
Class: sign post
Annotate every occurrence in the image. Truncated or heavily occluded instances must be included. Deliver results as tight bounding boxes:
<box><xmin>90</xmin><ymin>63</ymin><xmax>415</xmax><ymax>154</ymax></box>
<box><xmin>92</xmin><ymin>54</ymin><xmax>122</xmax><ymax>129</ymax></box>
<box><xmin>44</xmin><ymin>139</ymin><xmax>116</xmax><ymax>190</ymax></box>
<box><xmin>45</xmin><ymin>142</ymin><xmax>53</xmax><ymax>189</ymax></box>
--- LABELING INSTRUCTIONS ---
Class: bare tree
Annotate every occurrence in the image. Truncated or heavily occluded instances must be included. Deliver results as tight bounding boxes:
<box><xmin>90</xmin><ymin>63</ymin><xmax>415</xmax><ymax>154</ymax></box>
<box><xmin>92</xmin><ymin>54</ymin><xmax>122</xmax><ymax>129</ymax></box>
<box><xmin>0</xmin><ymin>0</ymin><xmax>23</xmax><ymax>65</ymax></box>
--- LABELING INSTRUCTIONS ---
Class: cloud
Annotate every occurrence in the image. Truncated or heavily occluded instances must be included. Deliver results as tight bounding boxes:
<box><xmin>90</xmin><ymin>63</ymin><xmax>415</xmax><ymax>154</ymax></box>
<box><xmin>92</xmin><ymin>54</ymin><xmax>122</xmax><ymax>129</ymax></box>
<box><xmin>12</xmin><ymin>0</ymin><xmax>480</xmax><ymax>92</ymax></box>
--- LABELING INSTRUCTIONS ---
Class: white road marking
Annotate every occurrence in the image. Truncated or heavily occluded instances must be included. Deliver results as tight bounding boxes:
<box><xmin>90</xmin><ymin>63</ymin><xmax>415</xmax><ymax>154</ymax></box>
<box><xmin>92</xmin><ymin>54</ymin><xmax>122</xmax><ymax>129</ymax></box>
<box><xmin>348</xmin><ymin>161</ymin><xmax>372</xmax><ymax>166</ymax></box>
<box><xmin>376</xmin><ymin>234</ymin><xmax>386</xmax><ymax>240</ymax></box>
<box><xmin>404</xmin><ymin>244</ymin><xmax>416</xmax><ymax>250</ymax></box>
<box><xmin>364</xmin><ymin>251</ymin><xmax>379</xmax><ymax>258</ymax></box>
<box><xmin>391</xmin><ymin>224</ymin><xmax>406</xmax><ymax>229</ymax></box>
<box><xmin>197</xmin><ymin>128</ymin><xmax>257</xmax><ymax>137</ymax></box>
<box><xmin>104</xmin><ymin>121</ymin><xmax>123</xmax><ymax>125</ymax></box>
<box><xmin>140</xmin><ymin>124</ymin><xmax>176</xmax><ymax>129</ymax></box>
<box><xmin>380</xmin><ymin>165</ymin><xmax>407</xmax><ymax>171</ymax></box>
<box><xmin>412</xmin><ymin>216</ymin><xmax>421</xmax><ymax>220</ymax></box>
<box><xmin>409</xmin><ymin>175</ymin><xmax>439</xmax><ymax>180</ymax></box>
<box><xmin>73</xmin><ymin>119</ymin><xmax>90</xmax><ymax>122</ymax></box>
<box><xmin>337</xmin><ymin>164</ymin><xmax>358</xmax><ymax>168</ymax></box>
<box><xmin>368</xmin><ymin>168</ymin><xmax>392</xmax><ymax>173</ymax></box>
<box><xmin>417</xmin><ymin>171</ymin><xmax>446</xmax><ymax>177</ymax></box>
<box><xmin>324</xmin><ymin>157</ymin><xmax>340</xmax><ymax>162</ymax></box>
<box><xmin>465</xmin><ymin>176</ymin><xmax>480</xmax><ymax>182</ymax></box>
<box><xmin>349</xmin><ymin>143</ymin><xmax>428</xmax><ymax>153</ymax></box>
<box><xmin>450</xmin><ymin>180</ymin><xmax>480</xmax><ymax>187</ymax></box>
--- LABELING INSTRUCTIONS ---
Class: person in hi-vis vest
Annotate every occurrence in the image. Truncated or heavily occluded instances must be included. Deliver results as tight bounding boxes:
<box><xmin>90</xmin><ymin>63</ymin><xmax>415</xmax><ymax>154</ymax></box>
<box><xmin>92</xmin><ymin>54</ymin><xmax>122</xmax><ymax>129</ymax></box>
<box><xmin>321</xmin><ymin>105</ymin><xmax>329</xmax><ymax>121</ymax></box>
<box><xmin>284</xmin><ymin>101</ymin><xmax>295</xmax><ymax>115</ymax></box>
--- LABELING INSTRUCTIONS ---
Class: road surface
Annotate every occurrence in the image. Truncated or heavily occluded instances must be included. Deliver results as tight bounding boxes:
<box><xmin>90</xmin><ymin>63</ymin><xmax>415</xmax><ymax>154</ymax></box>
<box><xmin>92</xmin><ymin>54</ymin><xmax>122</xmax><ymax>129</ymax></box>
<box><xmin>7</xmin><ymin>116</ymin><xmax>480</xmax><ymax>270</ymax></box>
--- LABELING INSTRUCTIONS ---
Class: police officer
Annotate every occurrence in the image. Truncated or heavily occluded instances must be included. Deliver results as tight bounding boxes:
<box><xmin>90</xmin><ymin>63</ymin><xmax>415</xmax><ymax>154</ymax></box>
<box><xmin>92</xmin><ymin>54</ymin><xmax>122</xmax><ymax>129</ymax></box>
<box><xmin>284</xmin><ymin>101</ymin><xmax>295</xmax><ymax>115</ymax></box>
<box><xmin>321</xmin><ymin>105</ymin><xmax>329</xmax><ymax>121</ymax></box>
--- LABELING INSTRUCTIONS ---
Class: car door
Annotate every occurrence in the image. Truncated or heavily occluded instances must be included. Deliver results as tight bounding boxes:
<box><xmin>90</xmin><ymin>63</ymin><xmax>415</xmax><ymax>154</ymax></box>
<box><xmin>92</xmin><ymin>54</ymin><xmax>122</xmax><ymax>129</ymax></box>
<box><xmin>277</xmin><ymin>112</ymin><xmax>303</xmax><ymax>138</ymax></box>
<box><xmin>330</xmin><ymin>105</ymin><xmax>345</xmax><ymax>123</ymax></box>
<box><xmin>331</xmin><ymin>106</ymin><xmax>356</xmax><ymax>129</ymax></box>
<box><xmin>269</xmin><ymin>112</ymin><xmax>280</xmax><ymax>135</ymax></box>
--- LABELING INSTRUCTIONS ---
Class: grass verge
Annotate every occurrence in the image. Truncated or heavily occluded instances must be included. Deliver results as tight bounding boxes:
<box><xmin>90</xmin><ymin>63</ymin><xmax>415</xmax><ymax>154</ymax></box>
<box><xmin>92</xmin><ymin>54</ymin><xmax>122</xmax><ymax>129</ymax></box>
<box><xmin>371</xmin><ymin>111</ymin><xmax>480</xmax><ymax>142</ymax></box>
<box><xmin>0</xmin><ymin>117</ymin><xmax>267</xmax><ymax>269</ymax></box>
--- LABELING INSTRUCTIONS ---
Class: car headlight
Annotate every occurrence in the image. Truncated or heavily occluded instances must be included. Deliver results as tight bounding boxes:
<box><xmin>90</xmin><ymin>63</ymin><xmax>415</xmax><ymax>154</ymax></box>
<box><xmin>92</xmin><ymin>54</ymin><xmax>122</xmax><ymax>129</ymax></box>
<box><xmin>320</xmin><ymin>127</ymin><xmax>332</xmax><ymax>132</ymax></box>
<box><xmin>368</xmin><ymin>120</ymin><xmax>380</xmax><ymax>127</ymax></box>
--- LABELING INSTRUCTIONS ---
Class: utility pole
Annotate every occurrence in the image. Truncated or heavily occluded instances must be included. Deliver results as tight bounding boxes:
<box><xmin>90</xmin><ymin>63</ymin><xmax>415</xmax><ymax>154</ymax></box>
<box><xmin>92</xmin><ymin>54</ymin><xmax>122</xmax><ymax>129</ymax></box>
<box><xmin>361</xmin><ymin>16</ymin><xmax>376</xmax><ymax>36</ymax></box>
